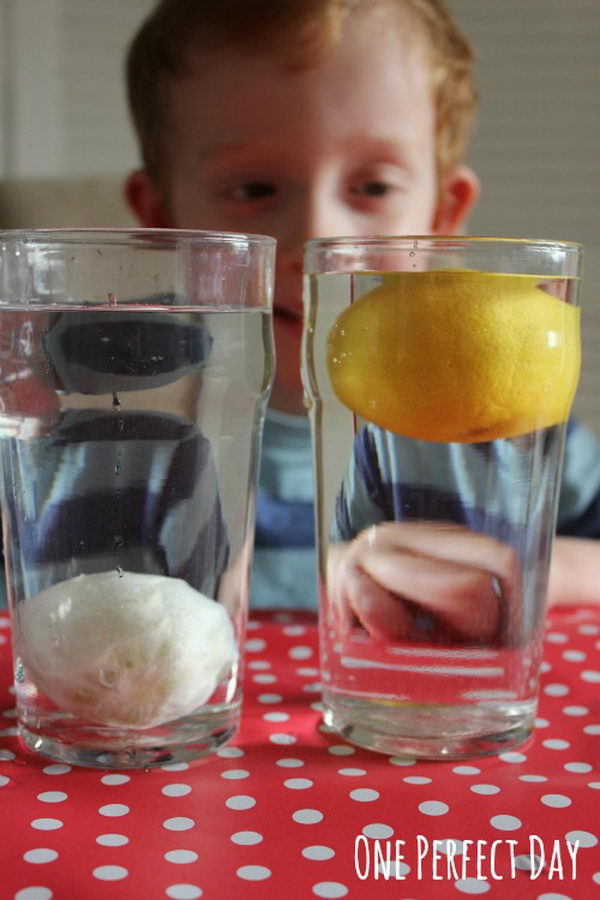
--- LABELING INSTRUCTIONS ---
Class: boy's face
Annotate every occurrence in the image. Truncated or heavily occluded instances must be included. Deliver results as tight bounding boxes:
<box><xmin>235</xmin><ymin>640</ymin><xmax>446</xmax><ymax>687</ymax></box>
<box><xmin>127</xmin><ymin>10</ymin><xmax>479</xmax><ymax>414</ymax></box>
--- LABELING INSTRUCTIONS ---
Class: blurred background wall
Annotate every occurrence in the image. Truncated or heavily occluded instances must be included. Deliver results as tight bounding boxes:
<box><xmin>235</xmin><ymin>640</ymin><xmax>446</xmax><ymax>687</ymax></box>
<box><xmin>0</xmin><ymin>0</ymin><xmax>598</xmax><ymax>430</ymax></box>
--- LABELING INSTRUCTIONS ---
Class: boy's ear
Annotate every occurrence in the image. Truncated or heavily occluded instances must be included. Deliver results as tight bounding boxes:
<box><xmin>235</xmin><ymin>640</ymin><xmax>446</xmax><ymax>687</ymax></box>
<box><xmin>124</xmin><ymin>169</ymin><xmax>169</xmax><ymax>228</ymax></box>
<box><xmin>432</xmin><ymin>165</ymin><xmax>480</xmax><ymax>236</ymax></box>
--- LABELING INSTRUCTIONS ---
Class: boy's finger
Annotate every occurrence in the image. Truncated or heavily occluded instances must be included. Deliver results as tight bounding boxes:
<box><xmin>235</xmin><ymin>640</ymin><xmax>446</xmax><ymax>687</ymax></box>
<box><xmin>358</xmin><ymin>546</ymin><xmax>502</xmax><ymax>641</ymax></box>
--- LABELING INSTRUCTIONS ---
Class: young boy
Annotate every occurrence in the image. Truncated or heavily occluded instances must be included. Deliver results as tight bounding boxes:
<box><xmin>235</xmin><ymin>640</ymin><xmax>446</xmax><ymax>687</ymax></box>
<box><xmin>124</xmin><ymin>0</ymin><xmax>600</xmax><ymax>613</ymax></box>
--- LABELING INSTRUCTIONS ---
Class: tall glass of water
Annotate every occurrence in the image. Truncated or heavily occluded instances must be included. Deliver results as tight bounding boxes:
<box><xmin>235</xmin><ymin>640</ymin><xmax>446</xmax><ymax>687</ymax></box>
<box><xmin>302</xmin><ymin>236</ymin><xmax>582</xmax><ymax>758</ymax></box>
<box><xmin>0</xmin><ymin>228</ymin><xmax>275</xmax><ymax>768</ymax></box>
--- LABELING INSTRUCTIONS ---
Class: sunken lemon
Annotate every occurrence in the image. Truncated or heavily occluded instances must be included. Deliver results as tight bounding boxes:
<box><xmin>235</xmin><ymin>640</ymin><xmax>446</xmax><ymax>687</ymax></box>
<box><xmin>326</xmin><ymin>270</ymin><xmax>580</xmax><ymax>443</ymax></box>
<box><xmin>19</xmin><ymin>571</ymin><xmax>236</xmax><ymax>728</ymax></box>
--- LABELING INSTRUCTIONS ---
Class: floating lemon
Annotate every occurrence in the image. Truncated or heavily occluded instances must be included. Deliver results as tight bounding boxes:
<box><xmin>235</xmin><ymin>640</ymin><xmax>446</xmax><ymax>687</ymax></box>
<box><xmin>327</xmin><ymin>270</ymin><xmax>580</xmax><ymax>443</ymax></box>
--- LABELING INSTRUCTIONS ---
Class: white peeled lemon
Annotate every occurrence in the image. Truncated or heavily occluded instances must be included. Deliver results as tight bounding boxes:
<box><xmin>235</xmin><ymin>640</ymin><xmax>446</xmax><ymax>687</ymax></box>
<box><xmin>18</xmin><ymin>570</ymin><xmax>236</xmax><ymax>728</ymax></box>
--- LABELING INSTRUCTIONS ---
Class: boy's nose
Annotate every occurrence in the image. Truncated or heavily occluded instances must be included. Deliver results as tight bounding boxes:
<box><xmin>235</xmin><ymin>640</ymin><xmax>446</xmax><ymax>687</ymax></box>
<box><xmin>277</xmin><ymin>194</ymin><xmax>355</xmax><ymax>274</ymax></box>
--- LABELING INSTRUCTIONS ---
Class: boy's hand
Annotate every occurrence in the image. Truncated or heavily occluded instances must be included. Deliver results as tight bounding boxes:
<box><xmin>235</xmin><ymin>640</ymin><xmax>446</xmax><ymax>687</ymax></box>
<box><xmin>327</xmin><ymin>521</ymin><xmax>521</xmax><ymax>644</ymax></box>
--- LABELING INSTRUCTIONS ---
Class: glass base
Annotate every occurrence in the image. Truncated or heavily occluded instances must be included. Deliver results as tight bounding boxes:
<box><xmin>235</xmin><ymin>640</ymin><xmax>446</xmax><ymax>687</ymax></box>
<box><xmin>18</xmin><ymin>704</ymin><xmax>240</xmax><ymax>769</ymax></box>
<box><xmin>323</xmin><ymin>694</ymin><xmax>535</xmax><ymax>760</ymax></box>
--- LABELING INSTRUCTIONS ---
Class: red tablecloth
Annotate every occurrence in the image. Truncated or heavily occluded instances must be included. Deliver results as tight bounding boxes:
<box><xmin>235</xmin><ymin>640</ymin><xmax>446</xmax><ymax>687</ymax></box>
<box><xmin>0</xmin><ymin>607</ymin><xmax>599</xmax><ymax>900</ymax></box>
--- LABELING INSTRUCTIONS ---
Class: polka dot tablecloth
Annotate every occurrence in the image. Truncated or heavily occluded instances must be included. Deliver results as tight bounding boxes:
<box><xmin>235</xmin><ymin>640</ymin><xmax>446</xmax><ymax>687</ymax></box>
<box><xmin>0</xmin><ymin>606</ymin><xmax>598</xmax><ymax>900</ymax></box>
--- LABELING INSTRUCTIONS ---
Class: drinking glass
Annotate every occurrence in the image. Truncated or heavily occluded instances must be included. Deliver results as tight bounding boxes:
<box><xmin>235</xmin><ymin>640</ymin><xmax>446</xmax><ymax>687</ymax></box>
<box><xmin>302</xmin><ymin>236</ymin><xmax>582</xmax><ymax>758</ymax></box>
<box><xmin>0</xmin><ymin>228</ymin><xmax>275</xmax><ymax>768</ymax></box>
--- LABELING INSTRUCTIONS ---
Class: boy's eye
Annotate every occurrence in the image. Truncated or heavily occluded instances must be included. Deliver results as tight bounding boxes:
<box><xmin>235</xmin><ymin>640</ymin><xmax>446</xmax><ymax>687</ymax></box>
<box><xmin>354</xmin><ymin>181</ymin><xmax>392</xmax><ymax>197</ymax></box>
<box><xmin>231</xmin><ymin>182</ymin><xmax>277</xmax><ymax>201</ymax></box>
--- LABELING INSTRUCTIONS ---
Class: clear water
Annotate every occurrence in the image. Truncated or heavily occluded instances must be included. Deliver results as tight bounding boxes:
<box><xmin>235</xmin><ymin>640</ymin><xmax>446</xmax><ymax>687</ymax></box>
<box><xmin>303</xmin><ymin>272</ymin><xmax>573</xmax><ymax>757</ymax></box>
<box><xmin>0</xmin><ymin>306</ymin><xmax>273</xmax><ymax>766</ymax></box>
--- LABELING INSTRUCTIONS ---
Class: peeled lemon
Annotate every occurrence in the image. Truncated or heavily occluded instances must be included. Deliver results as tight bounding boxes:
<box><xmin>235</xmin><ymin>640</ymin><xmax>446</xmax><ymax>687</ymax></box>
<box><xmin>19</xmin><ymin>571</ymin><xmax>236</xmax><ymax>729</ymax></box>
<box><xmin>327</xmin><ymin>270</ymin><xmax>580</xmax><ymax>443</ymax></box>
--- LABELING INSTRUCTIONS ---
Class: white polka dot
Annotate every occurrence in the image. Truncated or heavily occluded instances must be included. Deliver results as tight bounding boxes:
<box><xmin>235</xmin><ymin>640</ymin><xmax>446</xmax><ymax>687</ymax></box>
<box><xmin>253</xmin><ymin>674</ymin><xmax>277</xmax><ymax>684</ymax></box>
<box><xmin>419</xmin><ymin>800</ymin><xmax>449</xmax><ymax>816</ymax></box>
<box><xmin>490</xmin><ymin>815</ymin><xmax>521</xmax><ymax>831</ymax></box>
<box><xmin>96</xmin><ymin>834</ymin><xmax>129</xmax><ymax>847</ymax></box>
<box><xmin>312</xmin><ymin>883</ymin><xmax>348</xmax><ymax>898</ymax></box>
<box><xmin>246</xmin><ymin>619</ymin><xmax>261</xmax><ymax>629</ymax></box>
<box><xmin>302</xmin><ymin>682</ymin><xmax>322</xmax><ymax>693</ymax></box>
<box><xmin>100</xmin><ymin>774</ymin><xmax>130</xmax><ymax>786</ymax></box>
<box><xmin>283</xmin><ymin>625</ymin><xmax>306</xmax><ymax>636</ymax></box>
<box><xmin>165</xmin><ymin>851</ymin><xmax>199</xmax><ymax>864</ymax></box>
<box><xmin>296</xmin><ymin>667</ymin><xmax>320</xmax><ymax>677</ymax></box>
<box><xmin>593</xmin><ymin>872</ymin><xmax>600</xmax><ymax>885</ymax></box>
<box><xmin>269</xmin><ymin>733</ymin><xmax>296</xmax><ymax>745</ymax></box>
<box><xmin>535</xmin><ymin>718</ymin><xmax>550</xmax><ymax>728</ymax></box>
<box><xmin>247</xmin><ymin>660</ymin><xmax>271</xmax><ymax>670</ymax></box>
<box><xmin>455</xmin><ymin>878</ymin><xmax>491</xmax><ymax>894</ymax></box>
<box><xmin>544</xmin><ymin>683</ymin><xmax>569</xmax><ymax>696</ymax></box>
<box><xmin>362</xmin><ymin>823</ymin><xmax>394</xmax><ymax>839</ymax></box>
<box><xmin>350</xmin><ymin>788</ymin><xmax>379</xmax><ymax>802</ymax></box>
<box><xmin>276</xmin><ymin>758</ymin><xmax>304</xmax><ymax>768</ymax></box>
<box><xmin>388</xmin><ymin>756</ymin><xmax>416</xmax><ymax>766</ymax></box>
<box><xmin>37</xmin><ymin>792</ymin><xmax>67</xmax><ymax>804</ymax></box>
<box><xmin>563</xmin><ymin>705</ymin><xmax>588</xmax><ymax>716</ymax></box>
<box><xmin>470</xmin><ymin>784</ymin><xmax>500</xmax><ymax>795</ymax></box>
<box><xmin>236</xmin><ymin>865</ymin><xmax>271</xmax><ymax>881</ymax></box>
<box><xmin>404</xmin><ymin>776</ymin><xmax>432</xmax><ymax>785</ymax></box>
<box><xmin>217</xmin><ymin>746</ymin><xmax>245</xmax><ymax>758</ymax></box>
<box><xmin>543</xmin><ymin>739</ymin><xmax>570</xmax><ymax>750</ymax></box>
<box><xmin>540</xmin><ymin>661</ymin><xmax>552</xmax><ymax>673</ymax></box>
<box><xmin>546</xmin><ymin>632</ymin><xmax>568</xmax><ymax>643</ymax></box>
<box><xmin>245</xmin><ymin>638</ymin><xmax>267</xmax><ymax>652</ymax></box>
<box><xmin>310</xmin><ymin>701</ymin><xmax>325</xmax><ymax>712</ymax></box>
<box><xmin>338</xmin><ymin>768</ymin><xmax>367</xmax><ymax>777</ymax></box>
<box><xmin>0</xmin><ymin>775</ymin><xmax>10</xmax><ymax>786</ymax></box>
<box><xmin>452</xmin><ymin>765</ymin><xmax>481</xmax><ymax>774</ymax></box>
<box><xmin>564</xmin><ymin>762</ymin><xmax>592</xmax><ymax>773</ymax></box>
<box><xmin>30</xmin><ymin>819</ymin><xmax>63</xmax><ymax>831</ymax></box>
<box><xmin>293</xmin><ymin>809</ymin><xmax>324</xmax><ymax>824</ymax></box>
<box><xmin>562</xmin><ymin>650</ymin><xmax>586</xmax><ymax>662</ymax></box>
<box><xmin>162</xmin><ymin>783</ymin><xmax>193</xmax><ymax>796</ymax></box>
<box><xmin>230</xmin><ymin>831</ymin><xmax>263</xmax><ymax>845</ymax></box>
<box><xmin>541</xmin><ymin>794</ymin><xmax>572</xmax><ymax>808</ymax></box>
<box><xmin>514</xmin><ymin>854</ymin><xmax>543</xmax><ymax>872</ymax></box>
<box><xmin>165</xmin><ymin>886</ymin><xmax>203</xmax><ymax>900</ymax></box>
<box><xmin>588</xmin><ymin>782</ymin><xmax>600</xmax><ymax>790</ymax></box>
<box><xmin>535</xmin><ymin>895</ymin><xmax>573</xmax><ymax>900</ymax></box>
<box><xmin>302</xmin><ymin>845</ymin><xmax>335</xmax><ymax>860</ymax></box>
<box><xmin>161</xmin><ymin>762</ymin><xmax>190</xmax><ymax>772</ymax></box>
<box><xmin>579</xmin><ymin>624</ymin><xmax>600</xmax><ymax>635</ymax></box>
<box><xmin>225</xmin><ymin>795</ymin><xmax>256</xmax><ymax>810</ymax></box>
<box><xmin>257</xmin><ymin>693</ymin><xmax>283</xmax><ymax>704</ymax></box>
<box><xmin>284</xmin><ymin>778</ymin><xmax>314</xmax><ymax>790</ymax></box>
<box><xmin>99</xmin><ymin>804</ymin><xmax>129</xmax><ymax>817</ymax></box>
<box><xmin>92</xmin><ymin>865</ymin><xmax>128</xmax><ymax>881</ymax></box>
<box><xmin>220</xmin><ymin>769</ymin><xmax>250</xmax><ymax>780</ymax></box>
<box><xmin>2</xmin><ymin>708</ymin><xmax>16</xmax><ymax>718</ymax></box>
<box><xmin>327</xmin><ymin>745</ymin><xmax>355</xmax><ymax>756</ymax></box>
<box><xmin>499</xmin><ymin>752</ymin><xmax>527</xmax><ymax>763</ymax></box>
<box><xmin>42</xmin><ymin>765</ymin><xmax>71</xmax><ymax>775</ymax></box>
<box><xmin>23</xmin><ymin>849</ymin><xmax>59</xmax><ymax>864</ymax></box>
<box><xmin>437</xmin><ymin>839</ymin><xmax>465</xmax><ymax>855</ymax></box>
<box><xmin>581</xmin><ymin>670</ymin><xmax>600</xmax><ymax>683</ymax></box>
<box><xmin>263</xmin><ymin>711</ymin><xmax>290</xmax><ymax>722</ymax></box>
<box><xmin>14</xmin><ymin>889</ymin><xmax>53</xmax><ymax>900</ymax></box>
<box><xmin>163</xmin><ymin>817</ymin><xmax>195</xmax><ymax>831</ymax></box>
<box><xmin>519</xmin><ymin>775</ymin><xmax>547</xmax><ymax>783</ymax></box>
<box><xmin>565</xmin><ymin>830</ymin><xmax>597</xmax><ymax>848</ymax></box>
<box><xmin>289</xmin><ymin>645</ymin><xmax>313</xmax><ymax>660</ymax></box>
<box><xmin>584</xmin><ymin>725</ymin><xmax>600</xmax><ymax>735</ymax></box>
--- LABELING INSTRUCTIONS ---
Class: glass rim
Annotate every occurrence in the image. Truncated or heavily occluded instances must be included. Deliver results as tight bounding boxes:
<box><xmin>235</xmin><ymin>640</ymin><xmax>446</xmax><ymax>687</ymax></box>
<box><xmin>305</xmin><ymin>235</ymin><xmax>583</xmax><ymax>253</ymax></box>
<box><xmin>0</xmin><ymin>226</ymin><xmax>276</xmax><ymax>249</ymax></box>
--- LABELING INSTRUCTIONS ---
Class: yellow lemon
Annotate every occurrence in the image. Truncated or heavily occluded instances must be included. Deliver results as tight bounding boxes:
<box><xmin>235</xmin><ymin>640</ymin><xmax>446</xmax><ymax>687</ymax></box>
<box><xmin>326</xmin><ymin>270</ymin><xmax>580</xmax><ymax>443</ymax></box>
